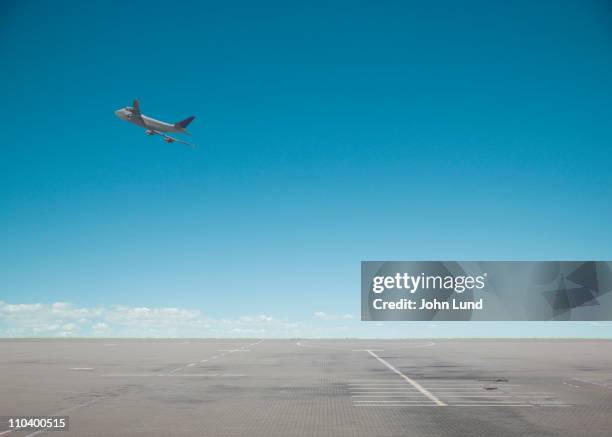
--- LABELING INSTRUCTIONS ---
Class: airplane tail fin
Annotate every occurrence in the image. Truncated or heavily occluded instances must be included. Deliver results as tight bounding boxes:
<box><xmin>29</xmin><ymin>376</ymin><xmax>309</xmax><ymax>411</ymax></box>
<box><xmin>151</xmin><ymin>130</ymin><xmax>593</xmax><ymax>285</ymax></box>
<box><xmin>175</xmin><ymin>116</ymin><xmax>195</xmax><ymax>129</ymax></box>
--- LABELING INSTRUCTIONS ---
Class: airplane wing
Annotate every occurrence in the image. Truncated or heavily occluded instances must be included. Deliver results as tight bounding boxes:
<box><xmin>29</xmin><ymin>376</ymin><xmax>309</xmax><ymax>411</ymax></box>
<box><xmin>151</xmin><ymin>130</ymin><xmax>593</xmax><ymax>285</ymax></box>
<box><xmin>128</xmin><ymin>99</ymin><xmax>146</xmax><ymax>124</ymax></box>
<box><xmin>150</xmin><ymin>129</ymin><xmax>196</xmax><ymax>148</ymax></box>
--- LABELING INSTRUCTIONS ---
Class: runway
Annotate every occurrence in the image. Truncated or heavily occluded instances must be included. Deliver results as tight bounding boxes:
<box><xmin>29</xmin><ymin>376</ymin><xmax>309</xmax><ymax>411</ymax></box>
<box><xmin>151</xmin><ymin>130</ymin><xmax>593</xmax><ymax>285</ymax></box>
<box><xmin>1</xmin><ymin>339</ymin><xmax>611</xmax><ymax>436</ymax></box>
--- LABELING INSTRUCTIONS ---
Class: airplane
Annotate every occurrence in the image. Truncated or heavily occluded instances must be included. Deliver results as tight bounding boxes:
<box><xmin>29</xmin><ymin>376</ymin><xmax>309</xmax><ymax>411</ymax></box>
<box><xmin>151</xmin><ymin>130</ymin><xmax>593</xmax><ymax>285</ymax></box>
<box><xmin>115</xmin><ymin>99</ymin><xmax>196</xmax><ymax>147</ymax></box>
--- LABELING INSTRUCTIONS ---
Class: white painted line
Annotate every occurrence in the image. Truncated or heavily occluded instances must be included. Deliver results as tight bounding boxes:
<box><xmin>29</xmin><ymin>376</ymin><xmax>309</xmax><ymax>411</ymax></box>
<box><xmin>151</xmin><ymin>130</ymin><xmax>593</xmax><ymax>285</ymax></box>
<box><xmin>538</xmin><ymin>404</ymin><xmax>573</xmax><ymax>407</ymax></box>
<box><xmin>350</xmin><ymin>387</ymin><xmax>417</xmax><ymax>390</ymax></box>
<box><xmin>160</xmin><ymin>374</ymin><xmax>220</xmax><ymax>377</ymax></box>
<box><xmin>101</xmin><ymin>374</ymin><xmax>158</xmax><ymax>377</ymax></box>
<box><xmin>434</xmin><ymin>394</ymin><xmax>518</xmax><ymax>397</ymax></box>
<box><xmin>351</xmin><ymin>388</ymin><xmax>419</xmax><ymax>390</ymax></box>
<box><xmin>352</xmin><ymin>349</ymin><xmax>384</xmax><ymax>352</ymax></box>
<box><xmin>218</xmin><ymin>349</ymin><xmax>251</xmax><ymax>352</ymax></box>
<box><xmin>422</xmin><ymin>385</ymin><xmax>520</xmax><ymax>388</ymax></box>
<box><xmin>350</xmin><ymin>392</ymin><xmax>420</xmax><ymax>394</ymax></box>
<box><xmin>421</xmin><ymin>387</ymin><xmax>516</xmax><ymax>390</ymax></box>
<box><xmin>349</xmin><ymin>380</ymin><xmax>410</xmax><ymax>383</ymax></box>
<box><xmin>353</xmin><ymin>404</ymin><xmax>566</xmax><ymax>408</ymax></box>
<box><xmin>570</xmin><ymin>377</ymin><xmax>612</xmax><ymax>388</ymax></box>
<box><xmin>354</xmin><ymin>404</ymin><xmax>440</xmax><ymax>407</ymax></box>
<box><xmin>200</xmin><ymin>359</ymin><xmax>208</xmax><ymax>363</ymax></box>
<box><xmin>530</xmin><ymin>402</ymin><xmax>572</xmax><ymax>405</ymax></box>
<box><xmin>186</xmin><ymin>363</ymin><xmax>196</xmax><ymax>367</ymax></box>
<box><xmin>101</xmin><ymin>373</ymin><xmax>221</xmax><ymax>377</ymax></box>
<box><xmin>68</xmin><ymin>367</ymin><xmax>94</xmax><ymax>371</ymax></box>
<box><xmin>421</xmin><ymin>381</ymin><xmax>518</xmax><ymax>385</ymax></box>
<box><xmin>354</xmin><ymin>400</ymin><xmax>434</xmax><ymax>403</ymax></box>
<box><xmin>449</xmin><ymin>404</ymin><xmax>534</xmax><ymax>407</ymax></box>
<box><xmin>169</xmin><ymin>366</ymin><xmax>184</xmax><ymax>373</ymax></box>
<box><xmin>353</xmin><ymin>395</ymin><xmax>435</xmax><ymax>398</ymax></box>
<box><xmin>433</xmin><ymin>392</ymin><xmax>554</xmax><ymax>395</ymax></box>
<box><xmin>366</xmin><ymin>350</ymin><xmax>446</xmax><ymax>406</ymax></box>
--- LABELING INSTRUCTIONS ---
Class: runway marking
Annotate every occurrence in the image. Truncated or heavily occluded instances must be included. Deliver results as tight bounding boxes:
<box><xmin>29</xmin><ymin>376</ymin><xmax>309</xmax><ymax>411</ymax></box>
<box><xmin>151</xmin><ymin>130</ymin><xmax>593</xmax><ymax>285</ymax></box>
<box><xmin>420</xmin><ymin>384</ymin><xmax>520</xmax><ymax>387</ymax></box>
<box><xmin>350</xmin><ymin>379</ymin><xmax>412</xmax><ymax>382</ymax></box>
<box><xmin>352</xmin><ymin>358</ymin><xmax>571</xmax><ymax>408</ymax></box>
<box><xmin>351</xmin><ymin>392</ymin><xmax>420</xmax><ymax>395</ymax></box>
<box><xmin>162</xmin><ymin>339</ymin><xmax>263</xmax><ymax>374</ymax></box>
<box><xmin>353</xmin><ymin>395</ymin><xmax>437</xmax><ymax>397</ymax></box>
<box><xmin>419</xmin><ymin>387</ymin><xmax>519</xmax><ymax>390</ymax></box>
<box><xmin>428</xmin><ymin>395</ymin><xmax>524</xmax><ymax>399</ymax></box>
<box><xmin>434</xmin><ymin>392</ymin><xmax>554</xmax><ymax>395</ymax></box>
<box><xmin>100</xmin><ymin>373</ymin><xmax>245</xmax><ymax>377</ymax></box>
<box><xmin>354</xmin><ymin>400</ymin><xmax>434</xmax><ymax>403</ymax></box>
<box><xmin>296</xmin><ymin>341</ymin><xmax>434</xmax><ymax>351</ymax></box>
<box><xmin>354</xmin><ymin>404</ymin><xmax>443</xmax><ymax>407</ymax></box>
<box><xmin>355</xmin><ymin>403</ymin><xmax>568</xmax><ymax>407</ymax></box>
<box><xmin>351</xmin><ymin>387</ymin><xmax>420</xmax><ymax>390</ymax></box>
<box><xmin>366</xmin><ymin>350</ymin><xmax>446</xmax><ymax>406</ymax></box>
<box><xmin>445</xmin><ymin>404</ymin><xmax>534</xmax><ymax>407</ymax></box>
<box><xmin>218</xmin><ymin>349</ymin><xmax>251</xmax><ymax>352</ymax></box>
<box><xmin>68</xmin><ymin>367</ymin><xmax>95</xmax><ymax>371</ymax></box>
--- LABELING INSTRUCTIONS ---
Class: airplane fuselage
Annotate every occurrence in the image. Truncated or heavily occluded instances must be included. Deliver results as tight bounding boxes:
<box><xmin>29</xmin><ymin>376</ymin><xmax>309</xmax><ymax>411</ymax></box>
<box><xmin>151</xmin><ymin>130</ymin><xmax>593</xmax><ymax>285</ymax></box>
<box><xmin>115</xmin><ymin>108</ymin><xmax>185</xmax><ymax>134</ymax></box>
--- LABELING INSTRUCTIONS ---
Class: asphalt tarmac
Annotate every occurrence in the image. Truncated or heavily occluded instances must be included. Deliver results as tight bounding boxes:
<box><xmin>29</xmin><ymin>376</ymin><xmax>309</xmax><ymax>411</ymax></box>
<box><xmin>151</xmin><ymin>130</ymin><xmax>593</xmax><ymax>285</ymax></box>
<box><xmin>1</xmin><ymin>339</ymin><xmax>611</xmax><ymax>436</ymax></box>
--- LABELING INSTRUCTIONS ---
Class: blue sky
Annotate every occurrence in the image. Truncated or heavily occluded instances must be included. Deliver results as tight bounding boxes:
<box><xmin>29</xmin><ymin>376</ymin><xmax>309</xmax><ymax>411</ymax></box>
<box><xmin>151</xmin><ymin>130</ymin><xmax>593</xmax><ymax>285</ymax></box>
<box><xmin>1</xmin><ymin>0</ymin><xmax>612</xmax><ymax>337</ymax></box>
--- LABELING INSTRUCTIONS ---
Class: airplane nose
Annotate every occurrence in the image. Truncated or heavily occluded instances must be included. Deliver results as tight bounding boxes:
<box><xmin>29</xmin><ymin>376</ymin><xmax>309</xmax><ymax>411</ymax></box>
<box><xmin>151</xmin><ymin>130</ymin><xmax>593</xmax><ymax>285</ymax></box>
<box><xmin>114</xmin><ymin>109</ymin><xmax>123</xmax><ymax>118</ymax></box>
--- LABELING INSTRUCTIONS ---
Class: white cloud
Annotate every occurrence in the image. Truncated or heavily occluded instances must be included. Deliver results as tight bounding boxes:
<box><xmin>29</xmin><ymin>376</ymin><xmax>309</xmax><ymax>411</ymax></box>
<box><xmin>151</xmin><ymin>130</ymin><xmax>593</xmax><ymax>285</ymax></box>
<box><xmin>0</xmin><ymin>300</ymin><xmax>301</xmax><ymax>338</ymax></box>
<box><xmin>313</xmin><ymin>311</ymin><xmax>354</xmax><ymax>321</ymax></box>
